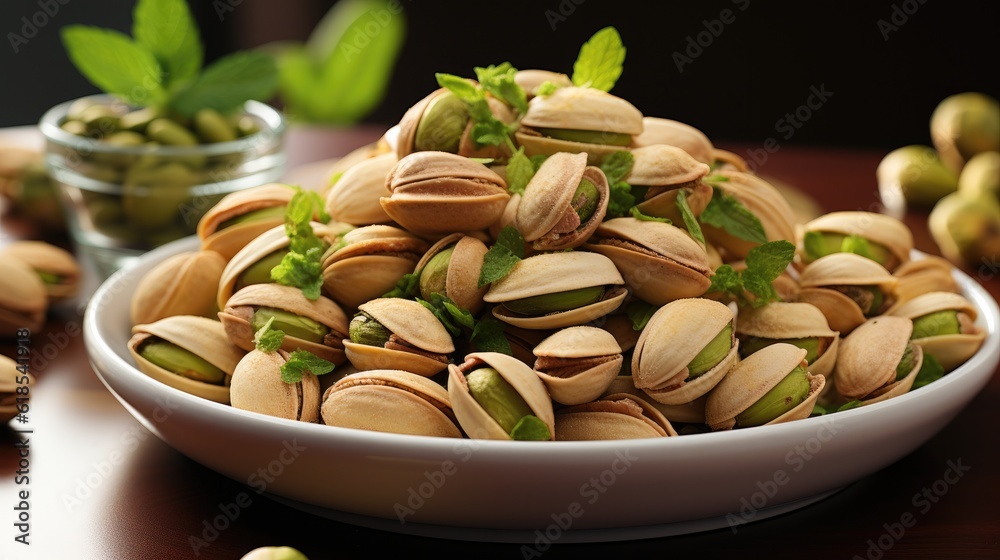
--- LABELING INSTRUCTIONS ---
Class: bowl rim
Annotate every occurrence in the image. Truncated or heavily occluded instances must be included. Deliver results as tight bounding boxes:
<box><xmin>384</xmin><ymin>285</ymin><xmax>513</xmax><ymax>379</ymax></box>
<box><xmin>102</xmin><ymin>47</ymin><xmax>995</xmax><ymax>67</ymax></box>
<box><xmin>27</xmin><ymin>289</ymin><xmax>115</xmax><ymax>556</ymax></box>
<box><xmin>84</xmin><ymin>236</ymin><xmax>1000</xmax><ymax>455</ymax></box>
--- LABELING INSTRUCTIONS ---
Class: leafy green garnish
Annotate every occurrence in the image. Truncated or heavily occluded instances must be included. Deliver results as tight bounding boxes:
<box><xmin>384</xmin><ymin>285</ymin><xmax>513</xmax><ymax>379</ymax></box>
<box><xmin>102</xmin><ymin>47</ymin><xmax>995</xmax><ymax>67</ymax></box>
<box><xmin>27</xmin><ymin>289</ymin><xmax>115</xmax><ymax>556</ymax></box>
<box><xmin>254</xmin><ymin>316</ymin><xmax>285</xmax><ymax>352</ymax></box>
<box><xmin>708</xmin><ymin>240</ymin><xmax>796</xmax><ymax>308</ymax></box>
<box><xmin>133</xmin><ymin>0</ymin><xmax>202</xmax><ymax>86</ymax></box>
<box><xmin>700</xmin><ymin>187</ymin><xmax>768</xmax><ymax>244</ymax></box>
<box><xmin>478</xmin><ymin>226</ymin><xmax>526</xmax><ymax>287</ymax></box>
<box><xmin>571</xmin><ymin>27</ymin><xmax>625</xmax><ymax>92</ymax></box>
<box><xmin>676</xmin><ymin>189</ymin><xmax>706</xmax><ymax>246</ymax></box>
<box><xmin>474</xmin><ymin>62</ymin><xmax>528</xmax><ymax>114</ymax></box>
<box><xmin>529</xmin><ymin>154</ymin><xmax>549</xmax><ymax>171</ymax></box>
<box><xmin>505</xmin><ymin>147</ymin><xmax>536</xmax><ymax>195</ymax></box>
<box><xmin>912</xmin><ymin>354</ymin><xmax>945</xmax><ymax>390</ymax></box>
<box><xmin>510</xmin><ymin>415</ymin><xmax>551</xmax><ymax>441</ymax></box>
<box><xmin>436</xmin><ymin>73</ymin><xmax>516</xmax><ymax>151</ymax></box>
<box><xmin>171</xmin><ymin>50</ymin><xmax>279</xmax><ymax>116</ymax></box>
<box><xmin>383</xmin><ymin>271</ymin><xmax>421</xmax><ymax>299</ymax></box>
<box><xmin>836</xmin><ymin>400</ymin><xmax>863</xmax><ymax>412</ymax></box>
<box><xmin>271</xmin><ymin>187</ymin><xmax>329</xmax><ymax>300</ymax></box>
<box><xmin>536</xmin><ymin>81</ymin><xmax>560</xmax><ymax>96</ymax></box>
<box><xmin>280</xmin><ymin>349</ymin><xmax>335</xmax><ymax>384</ymax></box>
<box><xmin>601</xmin><ymin>150</ymin><xmax>636</xmax><ymax>218</ymax></box>
<box><xmin>61</xmin><ymin>26</ymin><xmax>167</xmax><ymax>106</ymax></box>
<box><xmin>626</xmin><ymin>300</ymin><xmax>658</xmax><ymax>331</ymax></box>
<box><xmin>271</xmin><ymin>248</ymin><xmax>324</xmax><ymax>300</ymax></box>
<box><xmin>810</xmin><ymin>404</ymin><xmax>827</xmax><ymax>417</ymax></box>
<box><xmin>418</xmin><ymin>293</ymin><xmax>475</xmax><ymax>338</ymax></box>
<box><xmin>629</xmin><ymin>206</ymin><xmax>671</xmax><ymax>223</ymax></box>
<box><xmin>470</xmin><ymin>316</ymin><xmax>513</xmax><ymax>355</ymax></box>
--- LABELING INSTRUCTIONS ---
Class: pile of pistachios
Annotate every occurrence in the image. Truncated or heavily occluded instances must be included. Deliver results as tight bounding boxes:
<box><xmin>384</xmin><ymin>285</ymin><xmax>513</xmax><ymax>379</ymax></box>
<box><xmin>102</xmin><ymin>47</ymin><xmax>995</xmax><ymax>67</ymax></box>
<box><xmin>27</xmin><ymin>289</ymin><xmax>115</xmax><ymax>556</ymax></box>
<box><xmin>125</xmin><ymin>27</ymin><xmax>987</xmax><ymax>441</ymax></box>
<box><xmin>0</xmin><ymin>241</ymin><xmax>81</xmax><ymax>337</ymax></box>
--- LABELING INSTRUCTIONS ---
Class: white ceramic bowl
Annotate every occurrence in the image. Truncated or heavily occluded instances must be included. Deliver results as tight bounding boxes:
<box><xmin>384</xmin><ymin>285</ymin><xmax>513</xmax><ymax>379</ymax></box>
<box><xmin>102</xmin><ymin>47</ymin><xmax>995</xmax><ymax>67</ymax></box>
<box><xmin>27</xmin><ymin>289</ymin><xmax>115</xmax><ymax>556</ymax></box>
<box><xmin>84</xmin><ymin>237</ymin><xmax>1000</xmax><ymax>542</ymax></box>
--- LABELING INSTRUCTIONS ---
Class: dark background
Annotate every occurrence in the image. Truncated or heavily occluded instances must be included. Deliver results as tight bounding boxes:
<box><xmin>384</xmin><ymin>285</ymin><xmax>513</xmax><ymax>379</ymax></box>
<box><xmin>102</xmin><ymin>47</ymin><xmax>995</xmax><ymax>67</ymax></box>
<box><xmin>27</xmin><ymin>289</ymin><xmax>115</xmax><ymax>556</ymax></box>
<box><xmin>1</xmin><ymin>0</ymin><xmax>998</xmax><ymax>151</ymax></box>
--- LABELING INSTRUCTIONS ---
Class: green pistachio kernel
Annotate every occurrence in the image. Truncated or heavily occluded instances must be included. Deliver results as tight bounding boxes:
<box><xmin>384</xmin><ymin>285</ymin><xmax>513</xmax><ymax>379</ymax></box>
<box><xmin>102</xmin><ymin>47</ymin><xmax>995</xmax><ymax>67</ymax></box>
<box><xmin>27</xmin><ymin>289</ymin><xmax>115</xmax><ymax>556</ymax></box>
<box><xmin>218</xmin><ymin>206</ymin><xmax>288</xmax><ymax>231</ymax></box>
<box><xmin>735</xmin><ymin>365</ymin><xmax>810</xmax><ymax>428</ymax></box>
<box><xmin>802</xmin><ymin>231</ymin><xmax>893</xmax><ymax>265</ymax></box>
<box><xmin>138</xmin><ymin>339</ymin><xmax>226</xmax><ymax>384</ymax></box>
<box><xmin>348</xmin><ymin>312</ymin><xmax>393</xmax><ymax>347</ymax></box>
<box><xmin>119</xmin><ymin>107</ymin><xmax>161</xmax><ymax>132</ymax></box>
<box><xmin>687</xmin><ymin>324</ymin><xmax>733</xmax><ymax>377</ymax></box>
<box><xmin>740</xmin><ymin>336</ymin><xmax>822</xmax><ymax>364</ymax></box>
<box><xmin>419</xmin><ymin>246</ymin><xmax>455</xmax><ymax>300</ymax></box>
<box><xmin>80</xmin><ymin>105</ymin><xmax>120</xmax><ymax>136</ymax></box>
<box><xmin>534</xmin><ymin>128</ymin><xmax>633</xmax><ymax>146</ymax></box>
<box><xmin>234</xmin><ymin>249</ymin><xmax>289</xmax><ymax>292</ymax></box>
<box><xmin>502</xmin><ymin>286</ymin><xmax>606</xmax><ymax>315</ymax></box>
<box><xmin>572</xmin><ymin>178</ymin><xmax>599</xmax><ymax>223</ymax></box>
<box><xmin>895</xmin><ymin>342</ymin><xmax>918</xmax><ymax>381</ymax></box>
<box><xmin>146</xmin><ymin>118</ymin><xmax>199</xmax><ymax>146</ymax></box>
<box><xmin>415</xmin><ymin>92</ymin><xmax>469</xmax><ymax>153</ymax></box>
<box><xmin>194</xmin><ymin>108</ymin><xmax>238</xmax><ymax>143</ymax></box>
<box><xmin>466</xmin><ymin>367</ymin><xmax>535</xmax><ymax>434</ymax></box>
<box><xmin>251</xmin><ymin>307</ymin><xmax>329</xmax><ymax>344</ymax></box>
<box><xmin>36</xmin><ymin>271</ymin><xmax>63</xmax><ymax>285</ymax></box>
<box><xmin>103</xmin><ymin>130</ymin><xmax>146</xmax><ymax>148</ymax></box>
<box><xmin>60</xmin><ymin>120</ymin><xmax>88</xmax><ymax>136</ymax></box>
<box><xmin>911</xmin><ymin>310</ymin><xmax>961</xmax><ymax>339</ymax></box>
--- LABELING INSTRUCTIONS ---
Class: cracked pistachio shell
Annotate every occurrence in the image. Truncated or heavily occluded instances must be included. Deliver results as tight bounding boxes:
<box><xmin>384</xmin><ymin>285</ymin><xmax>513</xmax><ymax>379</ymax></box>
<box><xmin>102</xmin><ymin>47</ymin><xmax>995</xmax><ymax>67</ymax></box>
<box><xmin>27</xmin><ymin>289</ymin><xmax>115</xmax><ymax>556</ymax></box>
<box><xmin>447</xmin><ymin>352</ymin><xmax>555</xmax><ymax>441</ymax></box>
<box><xmin>229</xmin><ymin>349</ymin><xmax>320</xmax><ymax>422</ymax></box>
<box><xmin>736</xmin><ymin>302</ymin><xmax>840</xmax><ymax>378</ymax></box>
<box><xmin>627</xmin><ymin>144</ymin><xmax>710</xmax><ymax>188</ymax></box>
<box><xmin>381</xmin><ymin>151</ymin><xmax>510</xmax><ymax>235</ymax></box>
<box><xmin>516</xmin><ymin>152</ymin><xmax>610</xmax><ymax>250</ymax></box>
<box><xmin>128</xmin><ymin>315</ymin><xmax>245</xmax><ymax>404</ymax></box>
<box><xmin>634</xmin><ymin>182</ymin><xmax>713</xmax><ymax>225</ymax></box>
<box><xmin>798</xmin><ymin>252</ymin><xmax>898</xmax><ymax>335</ymax></box>
<box><xmin>0</xmin><ymin>257</ymin><xmax>47</xmax><ymax>336</ymax></box>
<box><xmin>0</xmin><ymin>241</ymin><xmax>80</xmax><ymax>303</ymax></box>
<box><xmin>320</xmin><ymin>142</ymin><xmax>390</xmax><ymax>197</ymax></box>
<box><xmin>324</xmin><ymin>152</ymin><xmax>396</xmax><ymax>225</ymax></box>
<box><xmin>603</xmin><ymin>376</ymin><xmax>708</xmax><ymax>424</ymax></box>
<box><xmin>632</xmin><ymin>298</ymin><xmax>738</xmax><ymax>405</ymax></box>
<box><xmin>132</xmin><ymin>250</ymin><xmax>226</xmax><ymax>326</ymax></box>
<box><xmin>413</xmin><ymin>233</ymin><xmax>489</xmax><ymax>314</ymax></box>
<box><xmin>321</xmin><ymin>369</ymin><xmax>462</xmax><ymax>437</ymax></box>
<box><xmin>532</xmin><ymin>326</ymin><xmax>623</xmax><ymax>405</ymax></box>
<box><xmin>887</xmin><ymin>291</ymin><xmax>984</xmax><ymax>372</ymax></box>
<box><xmin>1</xmin><ymin>354</ymin><xmax>34</xmax><ymax>423</ymax></box>
<box><xmin>631</xmin><ymin>117</ymin><xmax>715</xmax><ymax>165</ymax></box>
<box><xmin>835</xmin><ymin>316</ymin><xmax>922</xmax><ymax>404</ymax></box>
<box><xmin>219</xmin><ymin>283</ymin><xmax>350</xmax><ymax>365</ymax></box>
<box><xmin>705</xmin><ymin>343</ymin><xmax>825</xmax><ymax>431</ymax></box>
<box><xmin>343</xmin><ymin>298</ymin><xmax>454</xmax><ymax>376</ymax></box>
<box><xmin>892</xmin><ymin>256</ymin><xmax>960</xmax><ymax>306</ymax></box>
<box><xmin>397</xmin><ymin>87</ymin><xmax>515</xmax><ymax>161</ymax></box>
<box><xmin>796</xmin><ymin>211</ymin><xmax>913</xmax><ymax>271</ymax></box>
<box><xmin>514</xmin><ymin>69</ymin><xmax>573</xmax><ymax>99</ymax></box>
<box><xmin>585</xmin><ymin>217</ymin><xmax>712</xmax><ymax>305</ymax></box>
<box><xmin>555</xmin><ymin>392</ymin><xmax>677</xmax><ymax>440</ymax></box>
<box><xmin>196</xmin><ymin>183</ymin><xmax>295</xmax><ymax>260</ymax></box>
<box><xmin>321</xmin><ymin>225</ymin><xmax>429</xmax><ymax>312</ymax></box>
<box><xmin>711</xmin><ymin>149</ymin><xmax>751</xmax><ymax>173</ymax></box>
<box><xmin>516</xmin><ymin>87</ymin><xmax>643</xmax><ymax>165</ymax></box>
<box><xmin>700</xmin><ymin>169</ymin><xmax>798</xmax><ymax>261</ymax></box>
<box><xmin>484</xmin><ymin>251</ymin><xmax>627</xmax><ymax>329</ymax></box>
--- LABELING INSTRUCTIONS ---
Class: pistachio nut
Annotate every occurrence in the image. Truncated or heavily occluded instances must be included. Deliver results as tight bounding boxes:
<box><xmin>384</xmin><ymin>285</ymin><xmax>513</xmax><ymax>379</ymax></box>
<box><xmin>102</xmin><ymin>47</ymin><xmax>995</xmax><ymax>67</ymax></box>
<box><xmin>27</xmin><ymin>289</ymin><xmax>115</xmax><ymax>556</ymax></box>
<box><xmin>834</xmin><ymin>316</ymin><xmax>922</xmax><ymax>405</ymax></box>
<box><xmin>798</xmin><ymin>253</ymin><xmax>898</xmax><ymax>335</ymax></box>
<box><xmin>705</xmin><ymin>343</ymin><xmax>824</xmax><ymax>430</ymax></box>
<box><xmin>321</xmin><ymin>369</ymin><xmax>462</xmax><ymax>437</ymax></box>
<box><xmin>930</xmin><ymin>92</ymin><xmax>1000</xmax><ymax>173</ymax></box>
<box><xmin>603</xmin><ymin>375</ymin><xmax>708</xmax><ymax>424</ymax></box>
<box><xmin>957</xmin><ymin>151</ymin><xmax>999</xmax><ymax>199</ymax></box>
<box><xmin>413</xmin><ymin>233</ymin><xmax>489</xmax><ymax>314</ymax></box>
<box><xmin>484</xmin><ymin>251</ymin><xmax>627</xmax><ymax>329</ymax></box>
<box><xmin>343</xmin><ymin>298</ymin><xmax>455</xmax><ymax>376</ymax></box>
<box><xmin>131</xmin><ymin>250</ymin><xmax>226</xmax><ymax>326</ymax></box>
<box><xmin>888</xmin><ymin>291</ymin><xmax>985</xmax><ymax>372</ymax></box>
<box><xmin>397</xmin><ymin>87</ymin><xmax>515</xmax><ymax>160</ymax></box>
<box><xmin>555</xmin><ymin>392</ymin><xmax>678</xmax><ymax>440</ymax></box>
<box><xmin>532</xmin><ymin>326</ymin><xmax>623</xmax><ymax>405</ymax></box>
<box><xmin>0</xmin><ymin>257</ymin><xmax>47</xmax><ymax>337</ymax></box>
<box><xmin>797</xmin><ymin>211</ymin><xmax>913</xmax><ymax>271</ymax></box>
<box><xmin>0</xmin><ymin>241</ymin><xmax>80</xmax><ymax>303</ymax></box>
<box><xmin>585</xmin><ymin>217</ymin><xmax>712</xmax><ymax>305</ymax></box>
<box><xmin>891</xmin><ymin>255</ymin><xmax>960</xmax><ymax>306</ymax></box>
<box><xmin>700</xmin><ymin>169</ymin><xmax>798</xmax><ymax>261</ymax></box>
<box><xmin>197</xmin><ymin>183</ymin><xmax>297</xmax><ymax>261</ymax></box>
<box><xmin>128</xmin><ymin>315</ymin><xmax>245</xmax><ymax>404</ymax></box>
<box><xmin>1</xmin><ymin>354</ymin><xmax>34</xmax><ymax>423</ymax></box>
<box><xmin>515</xmin><ymin>152</ymin><xmax>610</xmax><ymax>250</ymax></box>
<box><xmin>447</xmin><ymin>352</ymin><xmax>555</xmax><ymax>440</ymax></box>
<box><xmin>632</xmin><ymin>117</ymin><xmax>714</xmax><ymax>165</ymax></box>
<box><xmin>876</xmin><ymin>145</ymin><xmax>958</xmax><ymax>208</ymax></box>
<box><xmin>736</xmin><ymin>302</ymin><xmax>840</xmax><ymax>379</ymax></box>
<box><xmin>219</xmin><ymin>283</ymin><xmax>350</xmax><ymax>365</ymax></box>
<box><xmin>928</xmin><ymin>191</ymin><xmax>1000</xmax><ymax>267</ymax></box>
<box><xmin>229</xmin><ymin>349</ymin><xmax>321</xmax><ymax>422</ymax></box>
<box><xmin>514</xmin><ymin>69</ymin><xmax>573</xmax><ymax>99</ymax></box>
<box><xmin>325</xmin><ymin>152</ymin><xmax>397</xmax><ymax>226</ymax></box>
<box><xmin>239</xmin><ymin>546</ymin><xmax>309</xmax><ymax>560</ymax></box>
<box><xmin>628</xmin><ymin>144</ymin><xmax>712</xmax><ymax>223</ymax></box>
<box><xmin>321</xmin><ymin>225</ymin><xmax>429</xmax><ymax>311</ymax></box>
<box><xmin>381</xmin><ymin>151</ymin><xmax>511</xmax><ymax>235</ymax></box>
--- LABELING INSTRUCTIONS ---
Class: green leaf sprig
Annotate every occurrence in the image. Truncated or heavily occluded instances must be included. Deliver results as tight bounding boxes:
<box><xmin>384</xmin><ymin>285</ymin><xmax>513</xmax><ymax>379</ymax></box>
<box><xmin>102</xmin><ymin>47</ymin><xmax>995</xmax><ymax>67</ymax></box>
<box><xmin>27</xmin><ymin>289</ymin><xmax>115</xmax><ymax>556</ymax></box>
<box><xmin>912</xmin><ymin>354</ymin><xmax>945</xmax><ymax>390</ymax></box>
<box><xmin>572</xmin><ymin>27</ymin><xmax>626</xmax><ymax>92</ymax></box>
<box><xmin>629</xmin><ymin>207</ymin><xmax>671</xmax><ymax>223</ymax></box>
<box><xmin>708</xmin><ymin>240</ymin><xmax>796</xmax><ymax>308</ymax></box>
<box><xmin>418</xmin><ymin>293</ymin><xmax>475</xmax><ymax>338</ymax></box>
<box><xmin>474</xmin><ymin>62</ymin><xmax>529</xmax><ymax>114</ymax></box>
<box><xmin>505</xmin><ymin>147</ymin><xmax>537</xmax><ymax>195</ymax></box>
<box><xmin>676</xmin><ymin>189</ymin><xmax>706</xmax><ymax>246</ymax></box>
<box><xmin>470</xmin><ymin>316</ymin><xmax>513</xmax><ymax>355</ymax></box>
<box><xmin>625</xmin><ymin>300</ymin><xmax>658</xmax><ymax>331</ymax></box>
<box><xmin>700</xmin><ymin>186</ymin><xmax>768</xmax><ymax>244</ymax></box>
<box><xmin>436</xmin><ymin>73</ymin><xmax>518</xmax><ymax>152</ymax></box>
<box><xmin>478</xmin><ymin>226</ymin><xmax>526</xmax><ymax>287</ymax></box>
<box><xmin>254</xmin><ymin>316</ymin><xmax>285</xmax><ymax>352</ymax></box>
<box><xmin>61</xmin><ymin>0</ymin><xmax>277</xmax><ymax>115</ymax></box>
<box><xmin>253</xmin><ymin>317</ymin><xmax>335</xmax><ymax>384</ymax></box>
<box><xmin>382</xmin><ymin>271</ymin><xmax>421</xmax><ymax>299</ymax></box>
<box><xmin>600</xmin><ymin>150</ymin><xmax>636</xmax><ymax>218</ymax></box>
<box><xmin>271</xmin><ymin>187</ymin><xmax>330</xmax><ymax>300</ymax></box>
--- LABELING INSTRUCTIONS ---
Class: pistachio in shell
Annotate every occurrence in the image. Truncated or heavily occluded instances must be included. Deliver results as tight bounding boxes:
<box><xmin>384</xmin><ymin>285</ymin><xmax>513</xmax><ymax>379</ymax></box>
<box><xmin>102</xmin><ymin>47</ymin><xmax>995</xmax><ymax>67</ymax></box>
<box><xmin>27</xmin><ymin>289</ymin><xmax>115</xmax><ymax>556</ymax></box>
<box><xmin>930</xmin><ymin>92</ymin><xmax>1000</xmax><ymax>173</ymax></box>
<box><xmin>514</xmin><ymin>69</ymin><xmax>573</xmax><ymax>100</ymax></box>
<box><xmin>834</xmin><ymin>316</ymin><xmax>922</xmax><ymax>405</ymax></box>
<box><xmin>396</xmin><ymin>87</ymin><xmax>515</xmax><ymax>160</ymax></box>
<box><xmin>797</xmin><ymin>211</ymin><xmax>913</xmax><ymax>271</ymax></box>
<box><xmin>344</xmin><ymin>298</ymin><xmax>455</xmax><ymax>376</ymax></box>
<box><xmin>736</xmin><ymin>302</ymin><xmax>840</xmax><ymax>379</ymax></box>
<box><xmin>1</xmin><ymin>354</ymin><xmax>35</xmax><ymax>423</ymax></box>
<box><xmin>555</xmin><ymin>392</ymin><xmax>677</xmax><ymax>440</ymax></box>
<box><xmin>324</xmin><ymin>152</ymin><xmax>397</xmax><ymax>226</ymax></box>
<box><xmin>928</xmin><ymin>191</ymin><xmax>1000</xmax><ymax>267</ymax></box>
<box><xmin>891</xmin><ymin>255</ymin><xmax>960</xmax><ymax>307</ymax></box>
<box><xmin>532</xmin><ymin>326</ymin><xmax>623</xmax><ymax>405</ymax></box>
<box><xmin>875</xmin><ymin>145</ymin><xmax>958</xmax><ymax>208</ymax></box>
<box><xmin>321</xmin><ymin>369</ymin><xmax>462</xmax><ymax>437</ymax></box>
<box><xmin>887</xmin><ymin>291</ymin><xmax>984</xmax><ymax>372</ymax></box>
<box><xmin>700</xmin><ymin>169</ymin><xmax>798</xmax><ymax>261</ymax></box>
<box><xmin>0</xmin><ymin>241</ymin><xmax>80</xmax><ymax>304</ymax></box>
<box><xmin>196</xmin><ymin>183</ymin><xmax>297</xmax><ymax>261</ymax></box>
<box><xmin>603</xmin><ymin>375</ymin><xmax>708</xmax><ymax>424</ymax></box>
<box><xmin>132</xmin><ymin>250</ymin><xmax>226</xmax><ymax>326</ymax></box>
<box><xmin>628</xmin><ymin>144</ymin><xmax>712</xmax><ymax>224</ymax></box>
<box><xmin>0</xmin><ymin>257</ymin><xmax>47</xmax><ymax>337</ymax></box>
<box><xmin>413</xmin><ymin>233</ymin><xmax>489</xmax><ymax>315</ymax></box>
<box><xmin>798</xmin><ymin>252</ymin><xmax>898</xmax><ymax>335</ymax></box>
<box><xmin>229</xmin><ymin>349</ymin><xmax>321</xmax><ymax>422</ymax></box>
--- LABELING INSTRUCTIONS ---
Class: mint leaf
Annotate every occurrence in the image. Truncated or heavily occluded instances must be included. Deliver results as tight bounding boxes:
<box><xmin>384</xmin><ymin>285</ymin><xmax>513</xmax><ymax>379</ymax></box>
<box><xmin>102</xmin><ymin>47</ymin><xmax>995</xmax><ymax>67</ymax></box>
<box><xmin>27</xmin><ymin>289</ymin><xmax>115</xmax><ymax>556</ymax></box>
<box><xmin>172</xmin><ymin>50</ymin><xmax>278</xmax><ymax>116</ymax></box>
<box><xmin>470</xmin><ymin>317</ymin><xmax>512</xmax><ymax>355</ymax></box>
<box><xmin>383</xmin><ymin>271</ymin><xmax>421</xmax><ymax>299</ymax></box>
<box><xmin>626</xmin><ymin>300</ymin><xmax>658</xmax><ymax>331</ymax></box>
<box><xmin>708</xmin><ymin>264</ymin><xmax>741</xmax><ymax>295</ymax></box>
<box><xmin>133</xmin><ymin>0</ymin><xmax>202</xmax><ymax>87</ymax></box>
<box><xmin>61</xmin><ymin>26</ymin><xmax>165</xmax><ymax>106</ymax></box>
<box><xmin>676</xmin><ymin>189</ymin><xmax>706</xmax><ymax>246</ymax></box>
<box><xmin>530</xmin><ymin>154</ymin><xmax>549</xmax><ymax>171</ymax></box>
<box><xmin>607</xmin><ymin>180</ymin><xmax>636</xmax><ymax>219</ymax></box>
<box><xmin>836</xmin><ymin>400</ymin><xmax>863</xmax><ymax>412</ymax></box>
<box><xmin>742</xmin><ymin>240</ymin><xmax>795</xmax><ymax>307</ymax></box>
<box><xmin>912</xmin><ymin>354</ymin><xmax>945</xmax><ymax>390</ymax></box>
<box><xmin>435</xmin><ymin>73</ymin><xmax>482</xmax><ymax>103</ymax></box>
<box><xmin>700</xmin><ymin>187</ymin><xmax>767</xmax><ymax>244</ymax></box>
<box><xmin>474</xmin><ymin>62</ymin><xmax>528</xmax><ymax>114</ymax></box>
<box><xmin>505</xmin><ymin>147</ymin><xmax>536</xmax><ymax>195</ymax></box>
<box><xmin>510</xmin><ymin>415</ymin><xmax>551</xmax><ymax>440</ymax></box>
<box><xmin>811</xmin><ymin>404</ymin><xmax>827</xmax><ymax>417</ymax></box>
<box><xmin>572</xmin><ymin>27</ymin><xmax>625</xmax><ymax>92</ymax></box>
<box><xmin>280</xmin><ymin>349</ymin><xmax>335</xmax><ymax>384</ymax></box>
<box><xmin>629</xmin><ymin>206</ymin><xmax>671</xmax><ymax>223</ymax></box>
<box><xmin>600</xmin><ymin>150</ymin><xmax>634</xmax><ymax>184</ymax></box>
<box><xmin>254</xmin><ymin>316</ymin><xmax>285</xmax><ymax>352</ymax></box>
<box><xmin>478</xmin><ymin>226</ymin><xmax>525</xmax><ymax>287</ymax></box>
<box><xmin>271</xmin><ymin>247</ymin><xmax>324</xmax><ymax>300</ymax></box>
<box><xmin>536</xmin><ymin>81</ymin><xmax>559</xmax><ymax>96</ymax></box>
<box><xmin>418</xmin><ymin>294</ymin><xmax>473</xmax><ymax>338</ymax></box>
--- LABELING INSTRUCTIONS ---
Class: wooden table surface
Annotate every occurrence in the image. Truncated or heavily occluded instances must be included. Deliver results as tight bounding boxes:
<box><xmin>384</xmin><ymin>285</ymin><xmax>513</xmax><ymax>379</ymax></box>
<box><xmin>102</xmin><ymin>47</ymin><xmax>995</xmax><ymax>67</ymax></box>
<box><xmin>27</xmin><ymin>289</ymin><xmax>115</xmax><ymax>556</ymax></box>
<box><xmin>1</xmin><ymin>130</ymin><xmax>998</xmax><ymax>560</ymax></box>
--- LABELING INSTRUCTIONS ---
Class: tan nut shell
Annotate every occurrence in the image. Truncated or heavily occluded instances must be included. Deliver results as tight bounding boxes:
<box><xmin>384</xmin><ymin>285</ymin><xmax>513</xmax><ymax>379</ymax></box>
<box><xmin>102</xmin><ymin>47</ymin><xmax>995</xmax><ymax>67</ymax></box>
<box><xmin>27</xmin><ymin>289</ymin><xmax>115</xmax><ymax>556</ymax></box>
<box><xmin>397</xmin><ymin>87</ymin><xmax>515</xmax><ymax>161</ymax></box>
<box><xmin>585</xmin><ymin>217</ymin><xmax>712</xmax><ymax>305</ymax></box>
<box><xmin>321</xmin><ymin>369</ymin><xmax>462</xmax><ymax>438</ymax></box>
<box><xmin>515</xmin><ymin>69</ymin><xmax>573</xmax><ymax>99</ymax></box>
<box><xmin>797</xmin><ymin>211</ymin><xmax>913</xmax><ymax>270</ymax></box>
<box><xmin>324</xmin><ymin>152</ymin><xmax>396</xmax><ymax>225</ymax></box>
<box><xmin>413</xmin><ymin>233</ymin><xmax>489</xmax><ymax>314</ymax></box>
<box><xmin>632</xmin><ymin>298</ymin><xmax>738</xmax><ymax>405</ymax></box>
<box><xmin>627</xmin><ymin>144</ymin><xmax>710</xmax><ymax>188</ymax></box>
<box><xmin>705</xmin><ymin>344</ymin><xmax>825</xmax><ymax>431</ymax></box>
<box><xmin>196</xmin><ymin>183</ymin><xmax>296</xmax><ymax>260</ymax></box>
<box><xmin>0</xmin><ymin>257</ymin><xmax>47</xmax><ymax>336</ymax></box>
<box><xmin>381</xmin><ymin>151</ymin><xmax>510</xmax><ymax>235</ymax></box>
<box><xmin>0</xmin><ymin>241</ymin><xmax>80</xmax><ymax>302</ymax></box>
<box><xmin>736</xmin><ymin>302</ymin><xmax>840</xmax><ymax>378</ymax></box>
<box><xmin>516</xmin><ymin>152</ymin><xmax>609</xmax><ymax>250</ymax></box>
<box><xmin>701</xmin><ymin>169</ymin><xmax>798</xmax><ymax>260</ymax></box>
<box><xmin>128</xmin><ymin>315</ymin><xmax>245</xmax><ymax>404</ymax></box>
<box><xmin>891</xmin><ymin>256</ymin><xmax>960</xmax><ymax>308</ymax></box>
<box><xmin>532</xmin><ymin>326</ymin><xmax>623</xmax><ymax>405</ymax></box>
<box><xmin>132</xmin><ymin>250</ymin><xmax>226</xmax><ymax>326</ymax></box>
<box><xmin>321</xmin><ymin>225</ymin><xmax>429</xmax><ymax>311</ymax></box>
<box><xmin>604</xmin><ymin>376</ymin><xmax>708</xmax><ymax>424</ymax></box>
<box><xmin>447</xmin><ymin>352</ymin><xmax>555</xmax><ymax>440</ymax></box>
<box><xmin>219</xmin><ymin>283</ymin><xmax>349</xmax><ymax>364</ymax></box>
<box><xmin>484</xmin><ymin>251</ymin><xmax>627</xmax><ymax>329</ymax></box>
<box><xmin>1</xmin><ymin>354</ymin><xmax>35</xmax><ymax>423</ymax></box>
<box><xmin>344</xmin><ymin>298</ymin><xmax>454</xmax><ymax>376</ymax></box>
<box><xmin>887</xmin><ymin>291</ymin><xmax>985</xmax><ymax>372</ymax></box>
<box><xmin>229</xmin><ymin>349</ymin><xmax>320</xmax><ymax>422</ymax></box>
<box><xmin>555</xmin><ymin>393</ymin><xmax>677</xmax><ymax>440</ymax></box>
<box><xmin>631</xmin><ymin>117</ymin><xmax>715</xmax><ymax>165</ymax></box>
<box><xmin>835</xmin><ymin>316</ymin><xmax>922</xmax><ymax>404</ymax></box>
<box><xmin>798</xmin><ymin>252</ymin><xmax>898</xmax><ymax>335</ymax></box>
